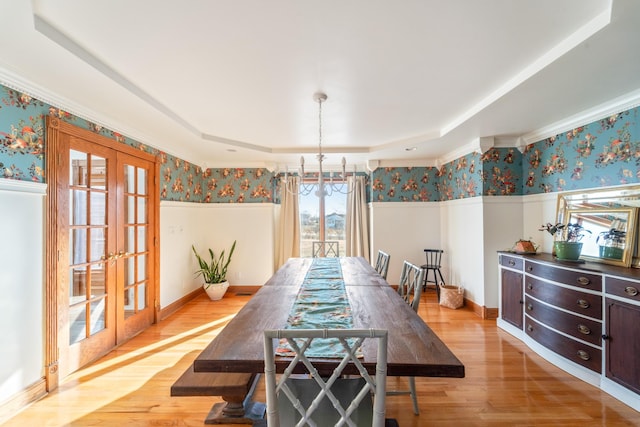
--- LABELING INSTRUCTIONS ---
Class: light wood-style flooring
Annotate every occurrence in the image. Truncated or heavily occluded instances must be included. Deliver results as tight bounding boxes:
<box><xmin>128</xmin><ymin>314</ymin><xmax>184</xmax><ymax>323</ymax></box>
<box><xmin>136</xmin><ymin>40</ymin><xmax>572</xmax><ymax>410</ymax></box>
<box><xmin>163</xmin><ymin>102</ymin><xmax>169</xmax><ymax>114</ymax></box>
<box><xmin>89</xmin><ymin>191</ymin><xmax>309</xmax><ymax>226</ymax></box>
<box><xmin>4</xmin><ymin>290</ymin><xmax>639</xmax><ymax>426</ymax></box>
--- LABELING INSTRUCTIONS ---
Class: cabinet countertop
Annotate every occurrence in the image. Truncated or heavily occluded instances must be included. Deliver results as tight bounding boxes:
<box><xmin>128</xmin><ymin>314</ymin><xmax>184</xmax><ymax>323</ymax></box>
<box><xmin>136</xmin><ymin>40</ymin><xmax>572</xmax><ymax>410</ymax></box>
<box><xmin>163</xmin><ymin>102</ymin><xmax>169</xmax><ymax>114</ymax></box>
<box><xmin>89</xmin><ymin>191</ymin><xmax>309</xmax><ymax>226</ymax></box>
<box><xmin>498</xmin><ymin>251</ymin><xmax>640</xmax><ymax>280</ymax></box>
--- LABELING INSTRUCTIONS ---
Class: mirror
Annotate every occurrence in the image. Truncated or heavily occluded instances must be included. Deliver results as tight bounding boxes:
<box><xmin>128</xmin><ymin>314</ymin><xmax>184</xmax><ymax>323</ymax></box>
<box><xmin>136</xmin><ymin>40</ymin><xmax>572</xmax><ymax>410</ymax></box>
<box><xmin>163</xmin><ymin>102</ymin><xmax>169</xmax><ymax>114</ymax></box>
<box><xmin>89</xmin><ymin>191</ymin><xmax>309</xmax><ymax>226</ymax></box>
<box><xmin>557</xmin><ymin>185</ymin><xmax>640</xmax><ymax>268</ymax></box>
<box><xmin>564</xmin><ymin>208</ymin><xmax>637</xmax><ymax>267</ymax></box>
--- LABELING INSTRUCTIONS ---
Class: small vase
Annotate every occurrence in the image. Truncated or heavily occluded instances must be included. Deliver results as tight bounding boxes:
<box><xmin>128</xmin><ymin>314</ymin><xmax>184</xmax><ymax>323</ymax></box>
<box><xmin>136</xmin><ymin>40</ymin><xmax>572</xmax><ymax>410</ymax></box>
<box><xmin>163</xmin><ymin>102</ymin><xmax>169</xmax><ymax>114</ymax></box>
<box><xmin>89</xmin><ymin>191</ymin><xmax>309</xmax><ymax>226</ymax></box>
<box><xmin>554</xmin><ymin>242</ymin><xmax>583</xmax><ymax>261</ymax></box>
<box><xmin>204</xmin><ymin>281</ymin><xmax>229</xmax><ymax>300</ymax></box>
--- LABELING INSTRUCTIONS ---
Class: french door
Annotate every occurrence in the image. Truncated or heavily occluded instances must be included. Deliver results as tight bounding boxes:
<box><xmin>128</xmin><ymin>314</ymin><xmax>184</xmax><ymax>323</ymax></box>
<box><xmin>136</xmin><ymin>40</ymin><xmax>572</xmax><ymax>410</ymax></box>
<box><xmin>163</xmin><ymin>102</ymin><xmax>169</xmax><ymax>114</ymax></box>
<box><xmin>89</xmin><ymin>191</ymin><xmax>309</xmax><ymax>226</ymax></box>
<box><xmin>46</xmin><ymin>118</ymin><xmax>158</xmax><ymax>384</ymax></box>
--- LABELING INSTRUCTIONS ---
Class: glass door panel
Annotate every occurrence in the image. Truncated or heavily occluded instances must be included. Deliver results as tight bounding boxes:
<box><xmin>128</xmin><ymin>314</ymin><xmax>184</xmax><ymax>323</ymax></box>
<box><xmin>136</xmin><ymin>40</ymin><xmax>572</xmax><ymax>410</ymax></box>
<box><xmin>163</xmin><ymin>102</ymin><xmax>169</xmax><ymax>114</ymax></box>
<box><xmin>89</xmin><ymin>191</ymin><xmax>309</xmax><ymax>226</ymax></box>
<box><xmin>118</xmin><ymin>153</ymin><xmax>154</xmax><ymax>338</ymax></box>
<box><xmin>68</xmin><ymin>152</ymin><xmax>111</xmax><ymax>343</ymax></box>
<box><xmin>61</xmin><ymin>139</ymin><xmax>117</xmax><ymax>377</ymax></box>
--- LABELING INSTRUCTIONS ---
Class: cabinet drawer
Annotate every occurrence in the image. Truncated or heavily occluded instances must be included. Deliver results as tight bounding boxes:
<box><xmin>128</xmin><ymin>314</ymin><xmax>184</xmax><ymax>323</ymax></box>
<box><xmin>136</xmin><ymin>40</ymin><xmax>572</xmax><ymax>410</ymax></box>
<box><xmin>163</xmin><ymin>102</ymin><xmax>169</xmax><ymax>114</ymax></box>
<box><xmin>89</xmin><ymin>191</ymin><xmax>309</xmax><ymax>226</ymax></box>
<box><xmin>524</xmin><ymin>261</ymin><xmax>602</xmax><ymax>291</ymax></box>
<box><xmin>500</xmin><ymin>255</ymin><xmax>523</xmax><ymax>270</ymax></box>
<box><xmin>606</xmin><ymin>277</ymin><xmax>640</xmax><ymax>303</ymax></box>
<box><xmin>525</xmin><ymin>276</ymin><xmax>602</xmax><ymax>320</ymax></box>
<box><xmin>524</xmin><ymin>295</ymin><xmax>602</xmax><ymax>346</ymax></box>
<box><xmin>525</xmin><ymin>317</ymin><xmax>601</xmax><ymax>373</ymax></box>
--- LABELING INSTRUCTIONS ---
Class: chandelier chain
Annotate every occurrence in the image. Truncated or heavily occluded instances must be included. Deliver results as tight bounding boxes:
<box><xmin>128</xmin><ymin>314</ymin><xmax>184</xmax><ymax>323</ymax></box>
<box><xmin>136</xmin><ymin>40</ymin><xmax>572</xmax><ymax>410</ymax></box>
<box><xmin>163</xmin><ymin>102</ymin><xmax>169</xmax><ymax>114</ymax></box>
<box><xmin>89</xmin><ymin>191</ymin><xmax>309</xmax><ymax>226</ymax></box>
<box><xmin>282</xmin><ymin>92</ymin><xmax>354</xmax><ymax>197</ymax></box>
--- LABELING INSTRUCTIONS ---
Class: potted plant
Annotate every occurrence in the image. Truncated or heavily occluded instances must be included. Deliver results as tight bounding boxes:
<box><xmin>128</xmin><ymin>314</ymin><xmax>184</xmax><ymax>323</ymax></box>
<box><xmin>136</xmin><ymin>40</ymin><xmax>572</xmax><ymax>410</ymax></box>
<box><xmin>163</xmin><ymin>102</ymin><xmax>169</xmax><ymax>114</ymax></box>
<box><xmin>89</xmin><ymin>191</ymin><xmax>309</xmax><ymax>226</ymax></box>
<box><xmin>192</xmin><ymin>240</ymin><xmax>236</xmax><ymax>300</ymax></box>
<box><xmin>539</xmin><ymin>222</ymin><xmax>590</xmax><ymax>261</ymax></box>
<box><xmin>596</xmin><ymin>228</ymin><xmax>626</xmax><ymax>260</ymax></box>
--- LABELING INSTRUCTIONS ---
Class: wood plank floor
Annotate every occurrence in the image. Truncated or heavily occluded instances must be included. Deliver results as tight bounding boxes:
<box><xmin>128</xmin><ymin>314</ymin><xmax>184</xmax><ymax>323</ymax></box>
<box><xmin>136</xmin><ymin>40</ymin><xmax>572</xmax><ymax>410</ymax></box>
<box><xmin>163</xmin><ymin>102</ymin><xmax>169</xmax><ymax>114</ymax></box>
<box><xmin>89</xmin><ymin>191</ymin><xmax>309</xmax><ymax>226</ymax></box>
<box><xmin>4</xmin><ymin>290</ymin><xmax>640</xmax><ymax>426</ymax></box>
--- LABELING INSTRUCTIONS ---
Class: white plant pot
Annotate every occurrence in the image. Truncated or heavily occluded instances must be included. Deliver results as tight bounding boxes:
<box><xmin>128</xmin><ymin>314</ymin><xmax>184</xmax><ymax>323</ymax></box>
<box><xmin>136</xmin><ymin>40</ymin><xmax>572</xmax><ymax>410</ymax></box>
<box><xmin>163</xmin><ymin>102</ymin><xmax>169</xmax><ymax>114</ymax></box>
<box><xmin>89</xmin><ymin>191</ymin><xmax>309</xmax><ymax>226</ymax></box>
<box><xmin>204</xmin><ymin>281</ymin><xmax>229</xmax><ymax>301</ymax></box>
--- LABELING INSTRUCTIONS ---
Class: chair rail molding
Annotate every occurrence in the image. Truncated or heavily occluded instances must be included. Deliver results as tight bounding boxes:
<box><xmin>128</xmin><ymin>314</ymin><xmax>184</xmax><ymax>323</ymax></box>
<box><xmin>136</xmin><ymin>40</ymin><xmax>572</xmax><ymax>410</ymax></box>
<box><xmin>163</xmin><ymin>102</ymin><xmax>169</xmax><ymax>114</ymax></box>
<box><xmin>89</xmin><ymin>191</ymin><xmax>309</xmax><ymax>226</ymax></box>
<box><xmin>0</xmin><ymin>179</ymin><xmax>46</xmax><ymax>194</ymax></box>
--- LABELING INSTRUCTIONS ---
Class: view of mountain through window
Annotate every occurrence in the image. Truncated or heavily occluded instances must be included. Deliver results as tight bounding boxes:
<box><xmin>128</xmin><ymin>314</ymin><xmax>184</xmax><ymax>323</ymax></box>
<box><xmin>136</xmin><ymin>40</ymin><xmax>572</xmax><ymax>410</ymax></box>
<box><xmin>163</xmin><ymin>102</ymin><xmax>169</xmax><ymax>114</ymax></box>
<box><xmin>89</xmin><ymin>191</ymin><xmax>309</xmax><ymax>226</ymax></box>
<box><xmin>299</xmin><ymin>183</ymin><xmax>346</xmax><ymax>257</ymax></box>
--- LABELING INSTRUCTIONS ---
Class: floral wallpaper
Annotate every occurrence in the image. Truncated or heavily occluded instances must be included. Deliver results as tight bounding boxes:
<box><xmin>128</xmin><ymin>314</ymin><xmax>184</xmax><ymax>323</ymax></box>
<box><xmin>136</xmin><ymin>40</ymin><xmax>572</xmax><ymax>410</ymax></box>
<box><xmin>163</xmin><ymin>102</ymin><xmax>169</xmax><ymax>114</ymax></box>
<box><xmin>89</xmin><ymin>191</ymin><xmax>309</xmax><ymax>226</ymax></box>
<box><xmin>435</xmin><ymin>152</ymin><xmax>483</xmax><ymax>200</ymax></box>
<box><xmin>0</xmin><ymin>84</ymin><xmax>274</xmax><ymax>203</ymax></box>
<box><xmin>523</xmin><ymin>107</ymin><xmax>640</xmax><ymax>194</ymax></box>
<box><xmin>0</xmin><ymin>85</ymin><xmax>158</xmax><ymax>181</ymax></box>
<box><xmin>2</xmin><ymin>82</ymin><xmax>638</xmax><ymax>202</ymax></box>
<box><xmin>0</xmin><ymin>90</ymin><xmax>46</xmax><ymax>181</ymax></box>
<box><xmin>481</xmin><ymin>148</ymin><xmax>522</xmax><ymax>196</ymax></box>
<box><xmin>371</xmin><ymin>167</ymin><xmax>439</xmax><ymax>202</ymax></box>
<box><xmin>370</xmin><ymin>148</ymin><xmax>522</xmax><ymax>202</ymax></box>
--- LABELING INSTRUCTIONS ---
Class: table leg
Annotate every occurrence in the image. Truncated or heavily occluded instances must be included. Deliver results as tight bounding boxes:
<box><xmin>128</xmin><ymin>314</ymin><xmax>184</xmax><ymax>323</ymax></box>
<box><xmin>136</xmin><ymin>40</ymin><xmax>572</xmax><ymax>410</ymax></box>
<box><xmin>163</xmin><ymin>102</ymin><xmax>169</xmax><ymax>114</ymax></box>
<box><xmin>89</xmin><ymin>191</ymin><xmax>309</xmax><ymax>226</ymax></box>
<box><xmin>204</xmin><ymin>376</ymin><xmax>265</xmax><ymax>425</ymax></box>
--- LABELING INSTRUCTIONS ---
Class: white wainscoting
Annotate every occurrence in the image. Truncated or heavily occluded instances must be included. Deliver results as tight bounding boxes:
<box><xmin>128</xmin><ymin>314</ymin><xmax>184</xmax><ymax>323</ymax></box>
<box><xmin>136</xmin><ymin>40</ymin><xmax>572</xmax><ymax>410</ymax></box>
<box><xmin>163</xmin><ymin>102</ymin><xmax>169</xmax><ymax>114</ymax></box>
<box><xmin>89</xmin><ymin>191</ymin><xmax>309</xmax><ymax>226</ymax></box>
<box><xmin>369</xmin><ymin>202</ymin><xmax>442</xmax><ymax>286</ymax></box>
<box><xmin>482</xmin><ymin>196</ymin><xmax>525</xmax><ymax>307</ymax></box>
<box><xmin>522</xmin><ymin>191</ymin><xmax>562</xmax><ymax>253</ymax></box>
<box><xmin>159</xmin><ymin>201</ymin><xmax>275</xmax><ymax>307</ymax></box>
<box><xmin>440</xmin><ymin>197</ymin><xmax>485</xmax><ymax>306</ymax></box>
<box><xmin>0</xmin><ymin>181</ymin><xmax>46</xmax><ymax>405</ymax></box>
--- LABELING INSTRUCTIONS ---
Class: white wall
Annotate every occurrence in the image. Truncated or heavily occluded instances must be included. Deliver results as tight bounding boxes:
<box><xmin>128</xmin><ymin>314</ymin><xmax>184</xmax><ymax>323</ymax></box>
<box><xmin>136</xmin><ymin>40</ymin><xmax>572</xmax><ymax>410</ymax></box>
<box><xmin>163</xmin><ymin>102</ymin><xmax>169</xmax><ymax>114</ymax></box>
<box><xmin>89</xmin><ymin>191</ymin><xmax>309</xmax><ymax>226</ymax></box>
<box><xmin>0</xmin><ymin>181</ymin><xmax>45</xmax><ymax>405</ymax></box>
<box><xmin>482</xmin><ymin>196</ymin><xmax>524</xmax><ymax>307</ymax></box>
<box><xmin>160</xmin><ymin>202</ymin><xmax>275</xmax><ymax>307</ymax></box>
<box><xmin>0</xmin><ymin>178</ymin><xmax>617</xmax><ymax>412</ymax></box>
<box><xmin>523</xmin><ymin>192</ymin><xmax>559</xmax><ymax>253</ymax></box>
<box><xmin>440</xmin><ymin>197</ymin><xmax>485</xmax><ymax>305</ymax></box>
<box><xmin>369</xmin><ymin>202</ymin><xmax>441</xmax><ymax>285</ymax></box>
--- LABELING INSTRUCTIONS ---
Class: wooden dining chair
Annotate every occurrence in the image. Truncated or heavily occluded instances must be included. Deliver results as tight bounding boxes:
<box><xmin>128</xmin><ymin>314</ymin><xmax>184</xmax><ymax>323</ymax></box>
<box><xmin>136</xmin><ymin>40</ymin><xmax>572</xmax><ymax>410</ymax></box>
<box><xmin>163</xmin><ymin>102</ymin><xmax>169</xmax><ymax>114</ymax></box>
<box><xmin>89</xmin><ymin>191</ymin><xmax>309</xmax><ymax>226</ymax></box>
<box><xmin>312</xmin><ymin>241</ymin><xmax>340</xmax><ymax>257</ymax></box>
<box><xmin>263</xmin><ymin>328</ymin><xmax>388</xmax><ymax>427</ymax></box>
<box><xmin>374</xmin><ymin>250</ymin><xmax>391</xmax><ymax>280</ymax></box>
<box><xmin>421</xmin><ymin>249</ymin><xmax>445</xmax><ymax>300</ymax></box>
<box><xmin>388</xmin><ymin>260</ymin><xmax>424</xmax><ymax>415</ymax></box>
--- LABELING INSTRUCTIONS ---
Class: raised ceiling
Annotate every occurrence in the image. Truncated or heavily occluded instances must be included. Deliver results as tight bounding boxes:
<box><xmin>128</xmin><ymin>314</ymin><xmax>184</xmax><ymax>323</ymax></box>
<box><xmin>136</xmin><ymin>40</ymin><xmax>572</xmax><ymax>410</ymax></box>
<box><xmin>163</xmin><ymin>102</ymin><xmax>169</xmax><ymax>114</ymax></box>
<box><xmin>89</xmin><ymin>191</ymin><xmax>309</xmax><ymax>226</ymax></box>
<box><xmin>1</xmin><ymin>0</ymin><xmax>640</xmax><ymax>170</ymax></box>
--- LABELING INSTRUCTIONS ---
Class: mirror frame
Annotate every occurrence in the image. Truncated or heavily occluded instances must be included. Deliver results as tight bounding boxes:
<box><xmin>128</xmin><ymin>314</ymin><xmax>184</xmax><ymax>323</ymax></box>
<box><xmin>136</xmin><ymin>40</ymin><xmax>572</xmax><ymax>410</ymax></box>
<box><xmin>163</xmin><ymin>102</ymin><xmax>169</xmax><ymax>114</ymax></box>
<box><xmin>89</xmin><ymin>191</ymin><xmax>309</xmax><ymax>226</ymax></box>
<box><xmin>564</xmin><ymin>207</ymin><xmax>637</xmax><ymax>267</ymax></box>
<box><xmin>556</xmin><ymin>185</ymin><xmax>640</xmax><ymax>268</ymax></box>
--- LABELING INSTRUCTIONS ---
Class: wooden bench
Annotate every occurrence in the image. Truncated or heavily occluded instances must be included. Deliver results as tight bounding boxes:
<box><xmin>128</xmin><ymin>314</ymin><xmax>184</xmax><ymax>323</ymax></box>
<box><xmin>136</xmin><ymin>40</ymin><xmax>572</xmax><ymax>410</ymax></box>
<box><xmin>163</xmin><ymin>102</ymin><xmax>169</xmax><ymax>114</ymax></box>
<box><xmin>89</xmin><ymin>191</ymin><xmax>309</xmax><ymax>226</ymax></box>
<box><xmin>171</xmin><ymin>364</ymin><xmax>264</xmax><ymax>425</ymax></box>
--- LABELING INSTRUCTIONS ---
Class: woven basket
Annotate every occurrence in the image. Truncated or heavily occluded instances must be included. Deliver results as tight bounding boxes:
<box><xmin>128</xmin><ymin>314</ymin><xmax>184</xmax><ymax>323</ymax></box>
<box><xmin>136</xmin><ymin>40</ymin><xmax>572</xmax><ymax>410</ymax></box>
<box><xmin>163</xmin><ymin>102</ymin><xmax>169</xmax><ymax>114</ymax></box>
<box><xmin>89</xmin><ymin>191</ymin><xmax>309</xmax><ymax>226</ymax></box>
<box><xmin>439</xmin><ymin>285</ymin><xmax>464</xmax><ymax>309</ymax></box>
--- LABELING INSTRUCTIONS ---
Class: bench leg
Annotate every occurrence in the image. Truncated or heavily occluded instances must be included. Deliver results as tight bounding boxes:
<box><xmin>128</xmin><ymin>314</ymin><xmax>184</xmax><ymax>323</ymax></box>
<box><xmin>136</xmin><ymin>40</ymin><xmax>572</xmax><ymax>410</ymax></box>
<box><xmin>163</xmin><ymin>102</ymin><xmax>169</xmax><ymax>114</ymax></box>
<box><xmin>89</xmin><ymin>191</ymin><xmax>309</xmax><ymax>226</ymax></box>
<box><xmin>204</xmin><ymin>375</ymin><xmax>265</xmax><ymax>425</ymax></box>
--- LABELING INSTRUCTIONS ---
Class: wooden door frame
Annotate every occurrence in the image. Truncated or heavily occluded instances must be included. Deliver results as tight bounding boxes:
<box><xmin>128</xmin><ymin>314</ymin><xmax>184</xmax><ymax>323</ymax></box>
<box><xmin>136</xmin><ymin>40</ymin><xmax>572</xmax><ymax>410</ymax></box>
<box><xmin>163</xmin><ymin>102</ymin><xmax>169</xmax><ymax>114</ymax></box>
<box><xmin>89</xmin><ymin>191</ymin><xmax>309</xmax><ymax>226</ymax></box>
<box><xmin>45</xmin><ymin>116</ymin><xmax>160</xmax><ymax>391</ymax></box>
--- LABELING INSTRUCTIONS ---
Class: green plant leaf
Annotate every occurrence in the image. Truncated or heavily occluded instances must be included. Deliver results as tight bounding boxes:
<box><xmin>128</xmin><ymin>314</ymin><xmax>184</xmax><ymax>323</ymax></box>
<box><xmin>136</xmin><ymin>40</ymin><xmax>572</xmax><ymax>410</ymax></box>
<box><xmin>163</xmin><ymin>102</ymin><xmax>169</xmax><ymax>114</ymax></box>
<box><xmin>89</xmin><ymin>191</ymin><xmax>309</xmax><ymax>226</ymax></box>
<box><xmin>191</xmin><ymin>241</ymin><xmax>237</xmax><ymax>286</ymax></box>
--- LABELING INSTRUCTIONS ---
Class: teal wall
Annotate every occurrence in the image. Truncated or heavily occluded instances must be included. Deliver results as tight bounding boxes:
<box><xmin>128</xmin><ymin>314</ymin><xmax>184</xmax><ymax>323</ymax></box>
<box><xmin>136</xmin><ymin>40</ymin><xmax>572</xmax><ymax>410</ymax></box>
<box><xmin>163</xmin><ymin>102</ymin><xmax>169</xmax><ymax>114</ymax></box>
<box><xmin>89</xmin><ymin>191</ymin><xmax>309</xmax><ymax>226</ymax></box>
<box><xmin>522</xmin><ymin>108</ymin><xmax>639</xmax><ymax>194</ymax></box>
<box><xmin>1</xmin><ymin>82</ymin><xmax>637</xmax><ymax>201</ymax></box>
<box><xmin>370</xmin><ymin>106</ymin><xmax>639</xmax><ymax>201</ymax></box>
<box><xmin>370</xmin><ymin>147</ymin><xmax>523</xmax><ymax>202</ymax></box>
<box><xmin>0</xmin><ymin>84</ymin><xmax>274</xmax><ymax>203</ymax></box>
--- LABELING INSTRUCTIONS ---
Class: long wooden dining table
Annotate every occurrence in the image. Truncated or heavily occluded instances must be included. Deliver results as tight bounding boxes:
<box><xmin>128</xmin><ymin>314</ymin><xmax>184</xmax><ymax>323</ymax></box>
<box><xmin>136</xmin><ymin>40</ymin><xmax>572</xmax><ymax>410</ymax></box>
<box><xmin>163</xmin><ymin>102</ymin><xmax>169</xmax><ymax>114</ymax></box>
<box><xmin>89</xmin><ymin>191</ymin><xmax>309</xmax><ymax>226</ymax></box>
<box><xmin>191</xmin><ymin>257</ymin><xmax>465</xmax><ymax>422</ymax></box>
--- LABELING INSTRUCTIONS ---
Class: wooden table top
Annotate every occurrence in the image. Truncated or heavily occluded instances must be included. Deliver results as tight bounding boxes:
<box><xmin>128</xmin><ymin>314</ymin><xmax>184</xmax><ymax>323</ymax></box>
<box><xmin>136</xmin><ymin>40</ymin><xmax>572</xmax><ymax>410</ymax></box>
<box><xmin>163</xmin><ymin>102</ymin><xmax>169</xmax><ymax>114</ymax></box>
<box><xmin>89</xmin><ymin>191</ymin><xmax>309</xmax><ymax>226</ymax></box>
<box><xmin>193</xmin><ymin>257</ymin><xmax>465</xmax><ymax>378</ymax></box>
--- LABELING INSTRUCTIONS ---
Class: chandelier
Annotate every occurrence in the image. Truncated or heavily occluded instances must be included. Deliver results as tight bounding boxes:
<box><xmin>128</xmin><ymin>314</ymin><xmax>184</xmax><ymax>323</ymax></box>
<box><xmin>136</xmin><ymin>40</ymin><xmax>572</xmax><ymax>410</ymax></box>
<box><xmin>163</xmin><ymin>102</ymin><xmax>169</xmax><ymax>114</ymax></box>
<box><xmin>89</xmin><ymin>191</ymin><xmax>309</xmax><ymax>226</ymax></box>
<box><xmin>284</xmin><ymin>92</ymin><xmax>354</xmax><ymax>196</ymax></box>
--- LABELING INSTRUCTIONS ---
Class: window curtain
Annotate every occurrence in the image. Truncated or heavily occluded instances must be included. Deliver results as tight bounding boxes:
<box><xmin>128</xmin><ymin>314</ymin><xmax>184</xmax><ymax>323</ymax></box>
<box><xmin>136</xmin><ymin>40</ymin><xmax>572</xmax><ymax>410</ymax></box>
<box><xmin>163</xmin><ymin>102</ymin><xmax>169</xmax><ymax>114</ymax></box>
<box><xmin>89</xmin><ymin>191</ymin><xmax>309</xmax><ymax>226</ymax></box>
<box><xmin>275</xmin><ymin>175</ymin><xmax>300</xmax><ymax>269</ymax></box>
<box><xmin>345</xmin><ymin>175</ymin><xmax>370</xmax><ymax>261</ymax></box>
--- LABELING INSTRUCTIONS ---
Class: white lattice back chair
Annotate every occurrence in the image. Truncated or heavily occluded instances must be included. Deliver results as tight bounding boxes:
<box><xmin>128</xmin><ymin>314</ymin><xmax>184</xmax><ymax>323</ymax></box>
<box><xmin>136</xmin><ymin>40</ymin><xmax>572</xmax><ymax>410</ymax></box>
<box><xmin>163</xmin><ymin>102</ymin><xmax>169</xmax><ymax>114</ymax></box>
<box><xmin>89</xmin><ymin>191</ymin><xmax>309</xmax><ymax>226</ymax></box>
<box><xmin>397</xmin><ymin>261</ymin><xmax>424</xmax><ymax>313</ymax></box>
<box><xmin>374</xmin><ymin>250</ymin><xmax>390</xmax><ymax>280</ymax></box>
<box><xmin>312</xmin><ymin>241</ymin><xmax>340</xmax><ymax>258</ymax></box>
<box><xmin>388</xmin><ymin>260</ymin><xmax>424</xmax><ymax>415</ymax></box>
<box><xmin>263</xmin><ymin>328</ymin><xmax>388</xmax><ymax>427</ymax></box>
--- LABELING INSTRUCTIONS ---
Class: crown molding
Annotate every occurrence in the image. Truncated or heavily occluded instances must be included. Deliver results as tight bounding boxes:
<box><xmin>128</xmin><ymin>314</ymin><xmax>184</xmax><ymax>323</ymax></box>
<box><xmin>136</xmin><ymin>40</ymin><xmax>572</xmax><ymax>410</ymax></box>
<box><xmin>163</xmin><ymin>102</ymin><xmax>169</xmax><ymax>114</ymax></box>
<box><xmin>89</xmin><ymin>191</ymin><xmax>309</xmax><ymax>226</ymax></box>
<box><xmin>437</xmin><ymin>137</ymin><xmax>495</xmax><ymax>166</ymax></box>
<box><xmin>521</xmin><ymin>87</ymin><xmax>640</xmax><ymax>145</ymax></box>
<box><xmin>0</xmin><ymin>65</ymin><xmax>208</xmax><ymax>169</ymax></box>
<box><xmin>440</xmin><ymin>6</ymin><xmax>611</xmax><ymax>139</ymax></box>
<box><xmin>368</xmin><ymin>158</ymin><xmax>438</xmax><ymax>170</ymax></box>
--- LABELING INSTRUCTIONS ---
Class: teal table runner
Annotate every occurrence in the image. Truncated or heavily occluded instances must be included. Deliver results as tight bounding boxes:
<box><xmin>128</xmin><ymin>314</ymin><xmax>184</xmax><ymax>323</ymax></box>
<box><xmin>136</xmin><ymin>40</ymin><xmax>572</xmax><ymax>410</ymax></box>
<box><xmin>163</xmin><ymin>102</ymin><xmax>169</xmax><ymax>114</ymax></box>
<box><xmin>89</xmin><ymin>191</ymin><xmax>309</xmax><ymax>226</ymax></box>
<box><xmin>276</xmin><ymin>258</ymin><xmax>356</xmax><ymax>357</ymax></box>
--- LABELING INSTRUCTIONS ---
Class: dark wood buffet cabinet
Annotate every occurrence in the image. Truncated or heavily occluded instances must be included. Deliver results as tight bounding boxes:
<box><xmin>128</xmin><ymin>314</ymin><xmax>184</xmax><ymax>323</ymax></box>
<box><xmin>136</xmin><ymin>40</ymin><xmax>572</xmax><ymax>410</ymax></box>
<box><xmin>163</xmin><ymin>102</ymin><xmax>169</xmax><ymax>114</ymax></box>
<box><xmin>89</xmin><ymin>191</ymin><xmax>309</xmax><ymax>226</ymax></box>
<box><xmin>498</xmin><ymin>252</ymin><xmax>640</xmax><ymax>411</ymax></box>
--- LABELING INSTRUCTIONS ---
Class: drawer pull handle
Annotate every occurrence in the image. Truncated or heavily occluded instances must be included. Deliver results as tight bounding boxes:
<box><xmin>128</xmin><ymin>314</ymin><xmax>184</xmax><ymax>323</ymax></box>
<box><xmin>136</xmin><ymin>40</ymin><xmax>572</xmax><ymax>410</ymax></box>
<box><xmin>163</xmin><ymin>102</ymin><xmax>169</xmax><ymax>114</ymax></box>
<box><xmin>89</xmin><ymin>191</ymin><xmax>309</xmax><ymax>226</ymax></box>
<box><xmin>576</xmin><ymin>276</ymin><xmax>591</xmax><ymax>286</ymax></box>
<box><xmin>625</xmin><ymin>286</ymin><xmax>639</xmax><ymax>297</ymax></box>
<box><xmin>526</xmin><ymin>303</ymin><xmax>533</xmax><ymax>311</ymax></box>
<box><xmin>577</xmin><ymin>350</ymin><xmax>591</xmax><ymax>361</ymax></box>
<box><xmin>578</xmin><ymin>324</ymin><xmax>591</xmax><ymax>335</ymax></box>
<box><xmin>577</xmin><ymin>299</ymin><xmax>590</xmax><ymax>309</ymax></box>
<box><xmin>527</xmin><ymin>325</ymin><xmax>533</xmax><ymax>332</ymax></box>
<box><xmin>508</xmin><ymin>260</ymin><xmax>515</xmax><ymax>266</ymax></box>
<box><xmin>527</xmin><ymin>283</ymin><xmax>533</xmax><ymax>290</ymax></box>
<box><xmin>527</xmin><ymin>266</ymin><xmax>533</xmax><ymax>272</ymax></box>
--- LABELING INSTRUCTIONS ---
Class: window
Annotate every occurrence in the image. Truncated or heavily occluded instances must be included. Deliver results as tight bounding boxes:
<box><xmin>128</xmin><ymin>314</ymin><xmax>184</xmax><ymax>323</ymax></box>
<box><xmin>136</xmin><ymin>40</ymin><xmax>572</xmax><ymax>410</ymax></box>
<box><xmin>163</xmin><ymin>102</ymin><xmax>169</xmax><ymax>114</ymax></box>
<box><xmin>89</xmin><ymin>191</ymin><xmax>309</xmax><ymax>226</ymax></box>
<box><xmin>299</xmin><ymin>183</ymin><xmax>347</xmax><ymax>257</ymax></box>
